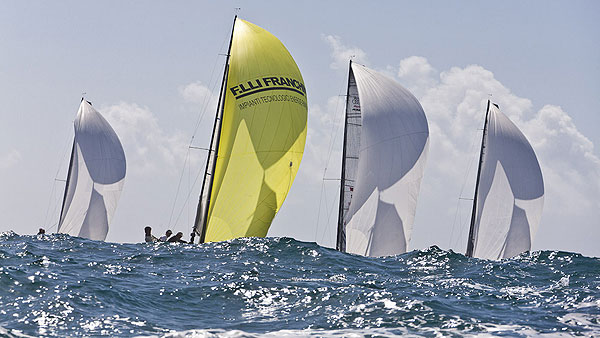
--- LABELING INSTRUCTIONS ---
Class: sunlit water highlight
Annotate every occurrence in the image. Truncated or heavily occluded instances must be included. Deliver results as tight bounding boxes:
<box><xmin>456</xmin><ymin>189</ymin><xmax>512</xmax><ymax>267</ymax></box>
<box><xmin>0</xmin><ymin>232</ymin><xmax>598</xmax><ymax>337</ymax></box>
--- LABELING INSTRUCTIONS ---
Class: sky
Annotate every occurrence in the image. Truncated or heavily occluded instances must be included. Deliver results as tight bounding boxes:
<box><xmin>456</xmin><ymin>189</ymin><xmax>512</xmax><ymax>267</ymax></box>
<box><xmin>1</xmin><ymin>1</ymin><xmax>599</xmax><ymax>257</ymax></box>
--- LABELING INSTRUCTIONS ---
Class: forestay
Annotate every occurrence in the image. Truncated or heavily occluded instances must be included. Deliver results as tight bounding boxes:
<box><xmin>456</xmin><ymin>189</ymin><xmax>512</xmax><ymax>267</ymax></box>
<box><xmin>58</xmin><ymin>100</ymin><xmax>126</xmax><ymax>241</ymax></box>
<box><xmin>195</xmin><ymin>19</ymin><xmax>308</xmax><ymax>242</ymax></box>
<box><xmin>341</xmin><ymin>63</ymin><xmax>429</xmax><ymax>257</ymax></box>
<box><xmin>470</xmin><ymin>104</ymin><xmax>544</xmax><ymax>259</ymax></box>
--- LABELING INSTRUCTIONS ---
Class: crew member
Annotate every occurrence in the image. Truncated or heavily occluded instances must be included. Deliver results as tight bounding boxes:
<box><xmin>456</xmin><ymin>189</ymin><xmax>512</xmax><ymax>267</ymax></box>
<box><xmin>159</xmin><ymin>230</ymin><xmax>173</xmax><ymax>242</ymax></box>
<box><xmin>144</xmin><ymin>226</ymin><xmax>158</xmax><ymax>242</ymax></box>
<box><xmin>167</xmin><ymin>232</ymin><xmax>187</xmax><ymax>243</ymax></box>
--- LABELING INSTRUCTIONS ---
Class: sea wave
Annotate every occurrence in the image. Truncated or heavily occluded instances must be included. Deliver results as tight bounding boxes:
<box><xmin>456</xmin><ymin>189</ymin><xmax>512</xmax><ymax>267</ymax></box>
<box><xmin>0</xmin><ymin>232</ymin><xmax>598</xmax><ymax>337</ymax></box>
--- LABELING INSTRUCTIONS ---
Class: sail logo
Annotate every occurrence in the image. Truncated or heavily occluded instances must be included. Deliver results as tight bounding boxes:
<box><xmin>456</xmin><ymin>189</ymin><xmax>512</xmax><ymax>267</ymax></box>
<box><xmin>238</xmin><ymin>93</ymin><xmax>307</xmax><ymax>111</ymax></box>
<box><xmin>229</xmin><ymin>77</ymin><xmax>306</xmax><ymax>99</ymax></box>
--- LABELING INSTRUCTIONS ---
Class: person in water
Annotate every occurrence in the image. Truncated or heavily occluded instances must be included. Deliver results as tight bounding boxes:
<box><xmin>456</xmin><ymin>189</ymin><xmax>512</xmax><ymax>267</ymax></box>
<box><xmin>159</xmin><ymin>230</ymin><xmax>172</xmax><ymax>242</ymax></box>
<box><xmin>167</xmin><ymin>232</ymin><xmax>187</xmax><ymax>243</ymax></box>
<box><xmin>37</xmin><ymin>228</ymin><xmax>45</xmax><ymax>235</ymax></box>
<box><xmin>144</xmin><ymin>226</ymin><xmax>158</xmax><ymax>242</ymax></box>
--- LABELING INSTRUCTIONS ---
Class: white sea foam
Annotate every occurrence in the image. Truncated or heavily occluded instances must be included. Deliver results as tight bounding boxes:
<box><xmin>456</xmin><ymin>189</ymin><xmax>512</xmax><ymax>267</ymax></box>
<box><xmin>135</xmin><ymin>324</ymin><xmax>593</xmax><ymax>338</ymax></box>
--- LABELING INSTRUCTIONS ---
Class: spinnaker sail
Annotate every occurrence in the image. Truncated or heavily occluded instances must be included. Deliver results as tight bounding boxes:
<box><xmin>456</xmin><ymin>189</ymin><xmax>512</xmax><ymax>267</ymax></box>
<box><xmin>336</xmin><ymin>62</ymin><xmax>429</xmax><ymax>257</ymax></box>
<box><xmin>466</xmin><ymin>101</ymin><xmax>544</xmax><ymax>260</ymax></box>
<box><xmin>192</xmin><ymin>17</ymin><xmax>308</xmax><ymax>243</ymax></box>
<box><xmin>57</xmin><ymin>99</ymin><xmax>126</xmax><ymax>241</ymax></box>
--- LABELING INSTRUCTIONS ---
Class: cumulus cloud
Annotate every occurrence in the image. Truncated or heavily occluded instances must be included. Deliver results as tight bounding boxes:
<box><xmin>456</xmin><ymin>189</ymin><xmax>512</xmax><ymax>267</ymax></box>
<box><xmin>522</xmin><ymin>105</ymin><xmax>600</xmax><ymax>212</ymax></box>
<box><xmin>100</xmin><ymin>102</ymin><xmax>191</xmax><ymax>176</ymax></box>
<box><xmin>178</xmin><ymin>81</ymin><xmax>221</xmax><ymax>145</ymax></box>
<box><xmin>180</xmin><ymin>81</ymin><xmax>218</xmax><ymax>109</ymax></box>
<box><xmin>396</xmin><ymin>56</ymin><xmax>438</xmax><ymax>97</ymax></box>
<box><xmin>0</xmin><ymin>149</ymin><xmax>21</xmax><ymax>169</ymax></box>
<box><xmin>322</xmin><ymin>35</ymin><xmax>369</xmax><ymax>70</ymax></box>
<box><xmin>295</xmin><ymin>95</ymin><xmax>347</xmax><ymax>184</ymax></box>
<box><xmin>391</xmin><ymin>56</ymin><xmax>600</xmax><ymax>252</ymax></box>
<box><xmin>414</xmin><ymin>64</ymin><xmax>533</xmax><ymax>181</ymax></box>
<box><xmin>316</xmin><ymin>37</ymin><xmax>600</xmax><ymax>254</ymax></box>
<box><xmin>400</xmin><ymin>58</ymin><xmax>600</xmax><ymax>215</ymax></box>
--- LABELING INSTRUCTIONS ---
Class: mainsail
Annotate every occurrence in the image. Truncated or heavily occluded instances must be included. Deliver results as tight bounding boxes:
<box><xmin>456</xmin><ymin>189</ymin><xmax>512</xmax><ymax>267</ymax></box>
<box><xmin>336</xmin><ymin>62</ymin><xmax>429</xmax><ymax>257</ymax></box>
<box><xmin>57</xmin><ymin>100</ymin><xmax>126</xmax><ymax>241</ymax></box>
<box><xmin>191</xmin><ymin>17</ymin><xmax>308</xmax><ymax>243</ymax></box>
<box><xmin>466</xmin><ymin>101</ymin><xmax>544</xmax><ymax>260</ymax></box>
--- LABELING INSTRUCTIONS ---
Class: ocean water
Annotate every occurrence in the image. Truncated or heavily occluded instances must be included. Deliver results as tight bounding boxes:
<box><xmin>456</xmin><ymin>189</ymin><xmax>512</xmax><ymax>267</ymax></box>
<box><xmin>0</xmin><ymin>232</ymin><xmax>598</xmax><ymax>337</ymax></box>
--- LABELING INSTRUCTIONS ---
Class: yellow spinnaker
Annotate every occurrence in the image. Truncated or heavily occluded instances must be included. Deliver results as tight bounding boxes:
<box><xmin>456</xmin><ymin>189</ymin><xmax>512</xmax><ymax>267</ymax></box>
<box><xmin>202</xmin><ymin>19</ymin><xmax>308</xmax><ymax>242</ymax></box>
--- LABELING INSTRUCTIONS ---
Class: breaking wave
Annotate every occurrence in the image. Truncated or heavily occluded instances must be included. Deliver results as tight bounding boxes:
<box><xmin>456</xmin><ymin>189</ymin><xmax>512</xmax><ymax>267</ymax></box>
<box><xmin>0</xmin><ymin>232</ymin><xmax>598</xmax><ymax>337</ymax></box>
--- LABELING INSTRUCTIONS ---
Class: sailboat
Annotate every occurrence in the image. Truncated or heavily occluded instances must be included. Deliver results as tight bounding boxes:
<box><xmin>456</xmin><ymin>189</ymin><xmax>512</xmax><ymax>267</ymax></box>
<box><xmin>190</xmin><ymin>17</ymin><xmax>308</xmax><ymax>244</ymax></box>
<box><xmin>465</xmin><ymin>101</ymin><xmax>544</xmax><ymax>260</ymax></box>
<box><xmin>335</xmin><ymin>61</ymin><xmax>430</xmax><ymax>257</ymax></box>
<box><xmin>57</xmin><ymin>99</ymin><xmax>127</xmax><ymax>241</ymax></box>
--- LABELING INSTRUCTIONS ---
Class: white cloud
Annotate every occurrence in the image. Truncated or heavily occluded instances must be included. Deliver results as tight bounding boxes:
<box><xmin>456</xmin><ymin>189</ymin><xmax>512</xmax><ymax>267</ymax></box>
<box><xmin>397</xmin><ymin>56</ymin><xmax>438</xmax><ymax>97</ymax></box>
<box><xmin>178</xmin><ymin>81</ymin><xmax>220</xmax><ymax>144</ymax></box>
<box><xmin>298</xmin><ymin>96</ymin><xmax>346</xmax><ymax>184</ymax></box>
<box><xmin>0</xmin><ymin>149</ymin><xmax>21</xmax><ymax>169</ymax></box>
<box><xmin>389</xmin><ymin>56</ymin><xmax>600</xmax><ymax>252</ymax></box>
<box><xmin>522</xmin><ymin>104</ymin><xmax>600</xmax><ymax>212</ymax></box>
<box><xmin>97</xmin><ymin>100</ymin><xmax>213</xmax><ymax>239</ymax></box>
<box><xmin>402</xmin><ymin>58</ymin><xmax>600</xmax><ymax>213</ymax></box>
<box><xmin>415</xmin><ymin>63</ymin><xmax>533</xmax><ymax>180</ymax></box>
<box><xmin>316</xmin><ymin>37</ymin><xmax>600</xmax><ymax>254</ymax></box>
<box><xmin>180</xmin><ymin>81</ymin><xmax>218</xmax><ymax>110</ymax></box>
<box><xmin>100</xmin><ymin>102</ymin><xmax>192</xmax><ymax>176</ymax></box>
<box><xmin>321</xmin><ymin>35</ymin><xmax>369</xmax><ymax>70</ymax></box>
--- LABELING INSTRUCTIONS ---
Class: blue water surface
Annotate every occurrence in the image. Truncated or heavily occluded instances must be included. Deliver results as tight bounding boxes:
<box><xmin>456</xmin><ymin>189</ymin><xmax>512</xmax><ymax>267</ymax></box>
<box><xmin>0</xmin><ymin>232</ymin><xmax>598</xmax><ymax>337</ymax></box>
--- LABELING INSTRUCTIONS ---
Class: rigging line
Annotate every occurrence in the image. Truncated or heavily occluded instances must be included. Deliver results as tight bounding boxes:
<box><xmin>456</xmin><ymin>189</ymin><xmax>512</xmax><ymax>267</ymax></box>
<box><xmin>188</xmin><ymin>146</ymin><xmax>191</xmax><ymax>230</ymax></box>
<box><xmin>448</xmin><ymin>198</ymin><xmax>462</xmax><ymax>249</ymax></box>
<box><xmin>321</xmin><ymin>182</ymin><xmax>340</xmax><ymax>247</ymax></box>
<box><xmin>167</xmin><ymin>147</ymin><xmax>191</xmax><ymax>227</ymax></box>
<box><xmin>448</xmin><ymin>125</ymin><xmax>482</xmax><ymax>248</ymax></box>
<box><xmin>314</xmin><ymin>179</ymin><xmax>326</xmax><ymax>244</ymax></box>
<box><xmin>188</xmin><ymin>55</ymin><xmax>225</xmax><ymax>144</ymax></box>
<box><xmin>48</xmin><ymin>195</ymin><xmax>61</xmax><ymax>232</ymax></box>
<box><xmin>167</xmin><ymin>56</ymin><xmax>223</xmax><ymax>224</ymax></box>
<box><xmin>315</xmin><ymin>69</ymin><xmax>349</xmax><ymax>244</ymax></box>
<box><xmin>460</xmin><ymin>129</ymin><xmax>482</xmax><ymax>196</ymax></box>
<box><xmin>323</xmin><ymin>94</ymin><xmax>346</xmax><ymax>173</ymax></box>
<box><xmin>456</xmin><ymin>201</ymin><xmax>467</xmax><ymax>249</ymax></box>
<box><xmin>43</xmin><ymin>182</ymin><xmax>57</xmax><ymax>229</ymax></box>
<box><xmin>172</xmin><ymin>155</ymin><xmax>207</xmax><ymax>229</ymax></box>
<box><xmin>43</xmin><ymin>126</ymin><xmax>73</xmax><ymax>229</ymax></box>
<box><xmin>189</xmin><ymin>32</ymin><xmax>230</xmax><ymax>143</ymax></box>
<box><xmin>321</xmin><ymin>71</ymin><xmax>349</xmax><ymax>175</ymax></box>
<box><xmin>319</xmin><ymin>179</ymin><xmax>331</xmax><ymax>245</ymax></box>
<box><xmin>189</xmin><ymin>146</ymin><xmax>210</xmax><ymax>151</ymax></box>
<box><xmin>165</xmin><ymin>30</ymin><xmax>230</xmax><ymax>229</ymax></box>
<box><xmin>47</xmin><ymin>221</ymin><xmax>59</xmax><ymax>232</ymax></box>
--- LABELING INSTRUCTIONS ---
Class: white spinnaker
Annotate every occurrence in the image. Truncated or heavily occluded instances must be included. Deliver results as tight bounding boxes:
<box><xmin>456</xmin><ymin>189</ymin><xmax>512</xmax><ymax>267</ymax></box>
<box><xmin>344</xmin><ymin>63</ymin><xmax>429</xmax><ymax>257</ymax></box>
<box><xmin>57</xmin><ymin>100</ymin><xmax>126</xmax><ymax>241</ymax></box>
<box><xmin>472</xmin><ymin>105</ymin><xmax>544</xmax><ymax>260</ymax></box>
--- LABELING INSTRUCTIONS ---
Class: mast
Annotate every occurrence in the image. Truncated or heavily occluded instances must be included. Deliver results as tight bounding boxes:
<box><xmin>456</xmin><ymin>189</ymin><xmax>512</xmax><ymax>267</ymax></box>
<box><xmin>335</xmin><ymin>60</ymin><xmax>353</xmax><ymax>252</ymax></box>
<box><xmin>191</xmin><ymin>15</ymin><xmax>237</xmax><ymax>244</ymax></box>
<box><xmin>57</xmin><ymin>141</ymin><xmax>76</xmax><ymax>228</ymax></box>
<box><xmin>465</xmin><ymin>99</ymin><xmax>491</xmax><ymax>257</ymax></box>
